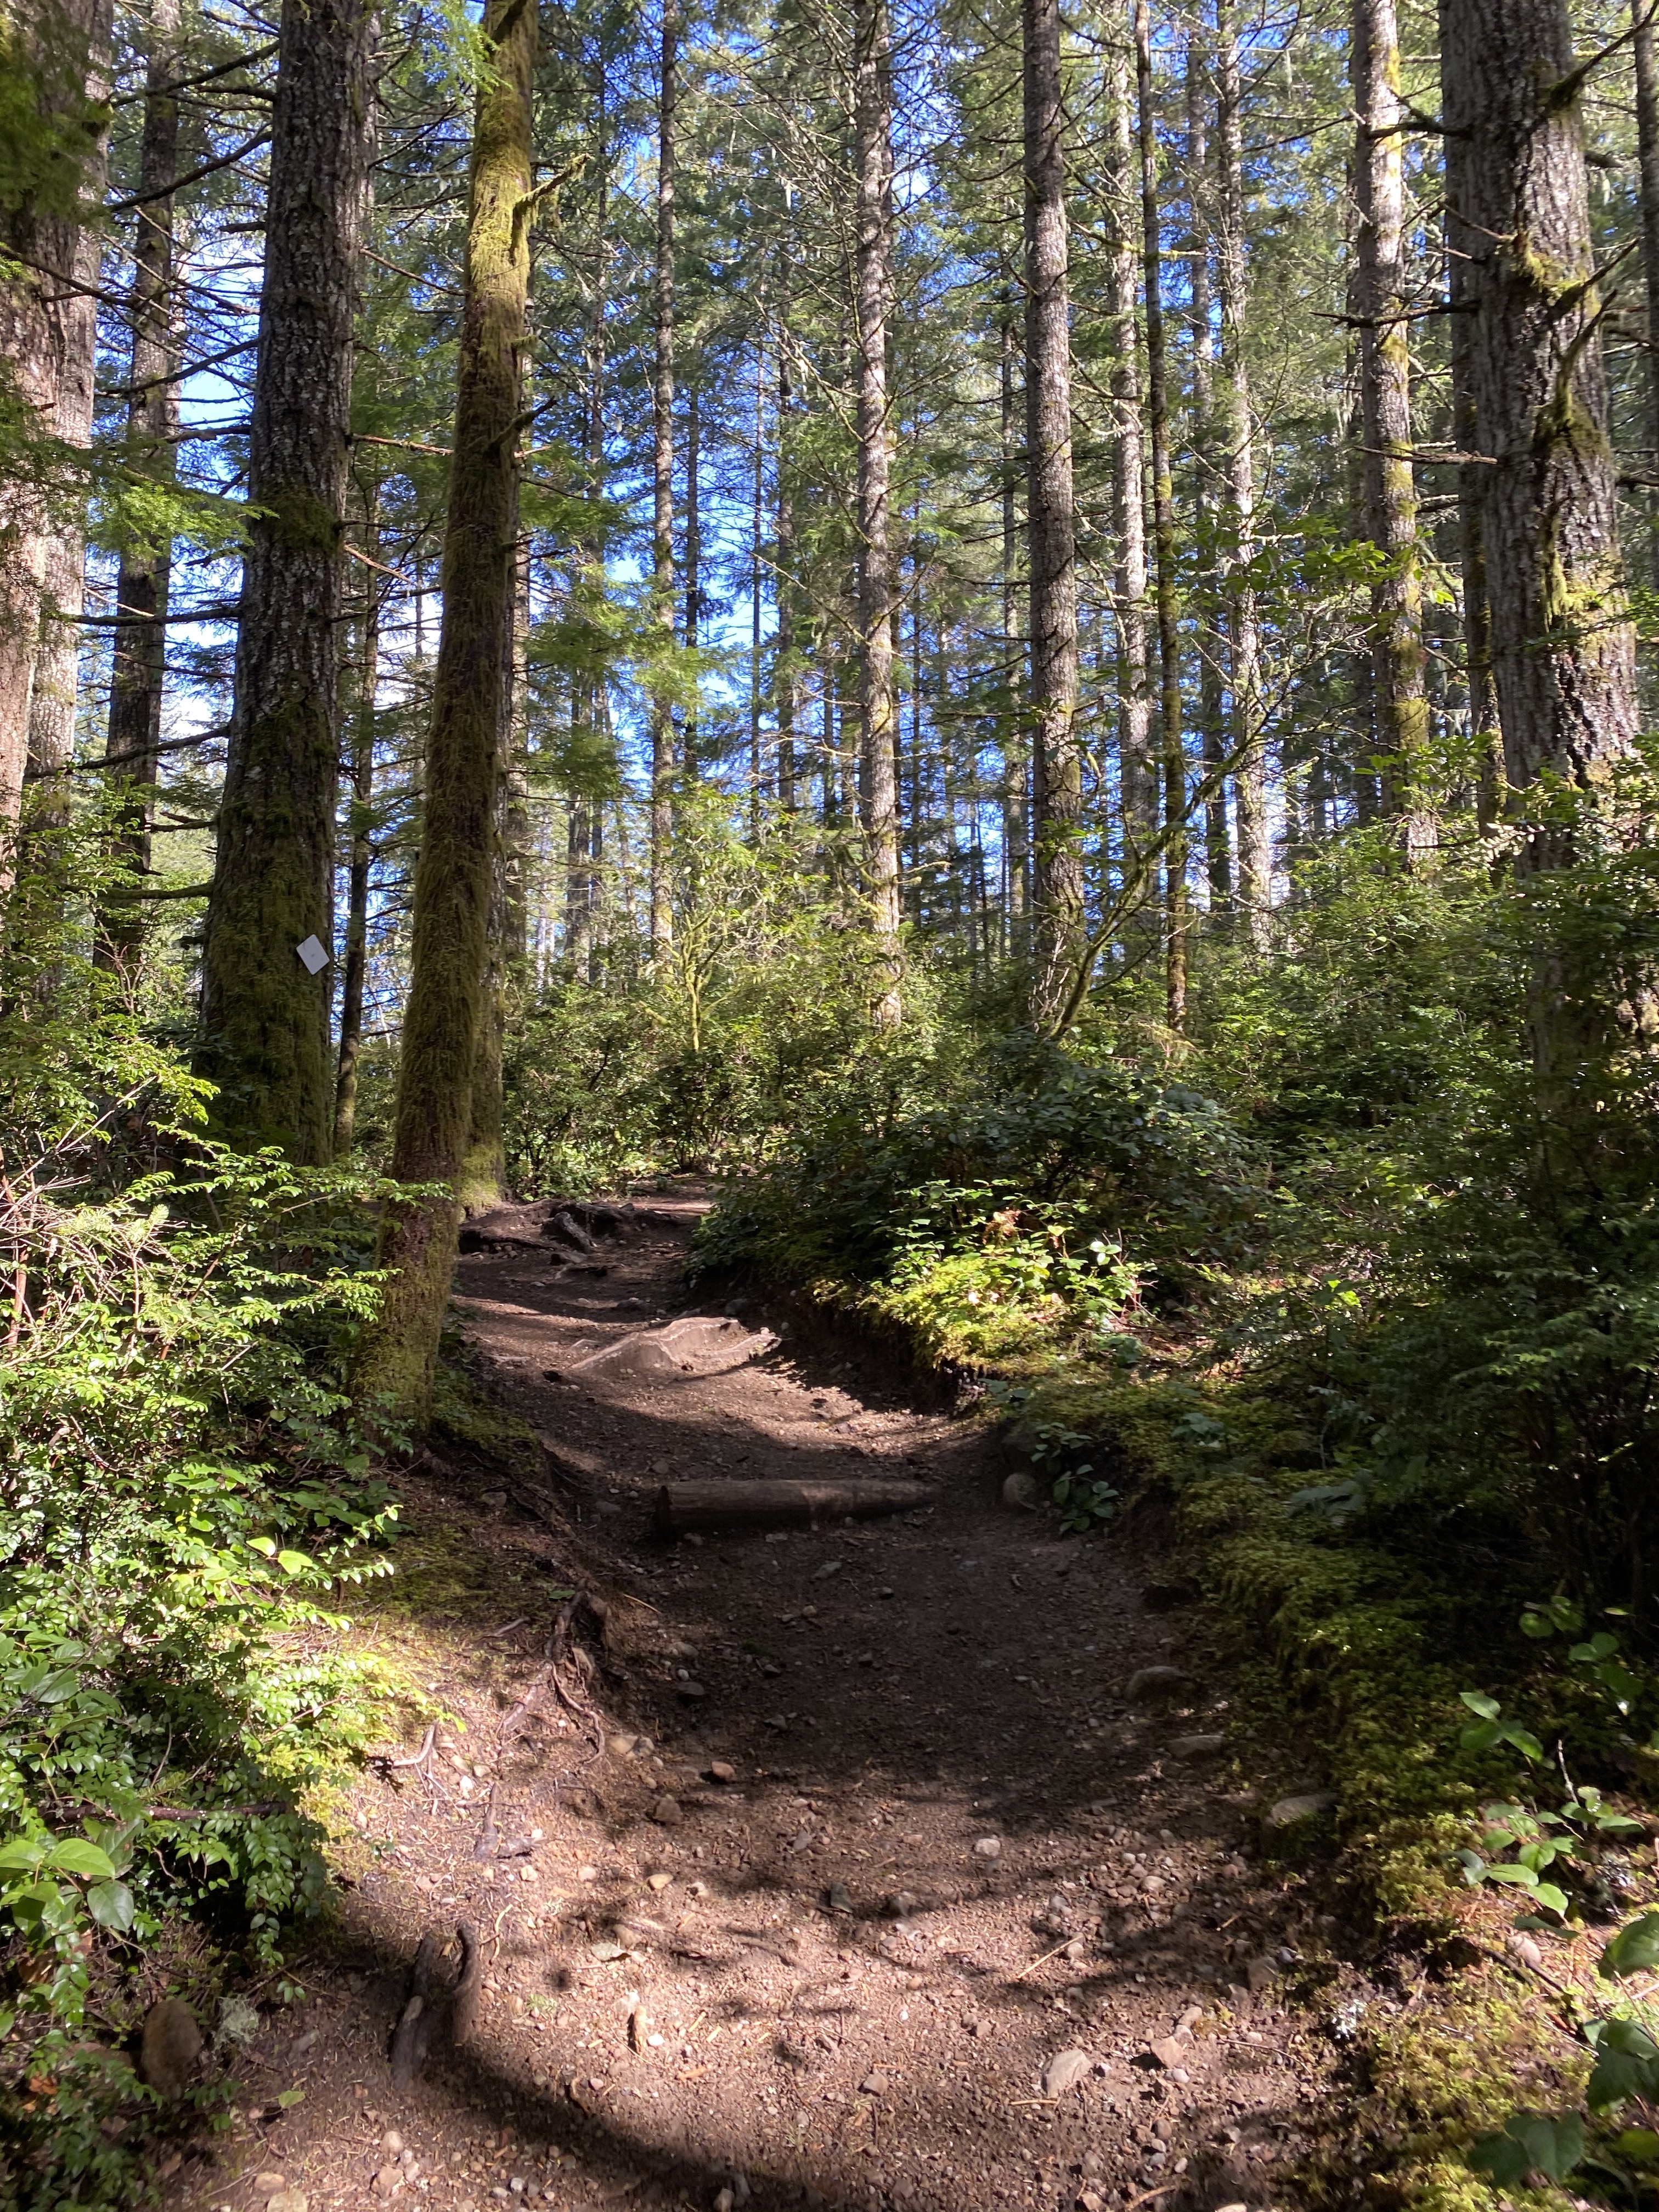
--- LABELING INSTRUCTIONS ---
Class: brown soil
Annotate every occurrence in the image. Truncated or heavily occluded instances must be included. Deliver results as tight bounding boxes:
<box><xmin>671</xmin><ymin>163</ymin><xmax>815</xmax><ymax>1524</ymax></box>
<box><xmin>177</xmin><ymin>1192</ymin><xmax>1333</xmax><ymax>2212</ymax></box>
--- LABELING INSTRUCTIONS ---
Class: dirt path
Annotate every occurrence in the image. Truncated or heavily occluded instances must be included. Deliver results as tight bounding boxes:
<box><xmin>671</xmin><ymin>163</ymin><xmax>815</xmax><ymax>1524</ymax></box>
<box><xmin>182</xmin><ymin>1194</ymin><xmax>1331</xmax><ymax>2212</ymax></box>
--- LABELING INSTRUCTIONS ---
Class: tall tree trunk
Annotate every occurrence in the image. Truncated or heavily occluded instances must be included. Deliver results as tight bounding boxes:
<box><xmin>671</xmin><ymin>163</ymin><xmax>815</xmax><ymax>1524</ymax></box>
<box><xmin>649</xmin><ymin>0</ymin><xmax>676</xmax><ymax>953</ymax></box>
<box><xmin>1135</xmin><ymin>0</ymin><xmax>1187</xmax><ymax>1032</ymax></box>
<box><xmin>198</xmin><ymin>0</ymin><xmax>371</xmax><ymax>1160</ymax></box>
<box><xmin>355</xmin><ymin>0</ymin><xmax>534</xmax><ymax>1417</ymax></box>
<box><xmin>685</xmin><ymin>377</ymin><xmax>700</xmax><ymax>769</ymax></box>
<box><xmin>999</xmin><ymin>286</ymin><xmax>1029</xmax><ymax>952</ymax></box>
<box><xmin>1023</xmin><ymin>0</ymin><xmax>1081</xmax><ymax>1029</ymax></box>
<box><xmin>855</xmin><ymin>0</ymin><xmax>901</xmax><ymax>1025</ymax></box>
<box><xmin>1632</xmin><ymin>0</ymin><xmax>1659</xmax><ymax>679</ymax></box>
<box><xmin>25</xmin><ymin>0</ymin><xmax>109</xmax><ymax>828</ymax></box>
<box><xmin>1353</xmin><ymin>0</ymin><xmax>1430</xmax><ymax>850</ymax></box>
<box><xmin>1107</xmin><ymin>37</ymin><xmax>1155</xmax><ymax>943</ymax></box>
<box><xmin>751</xmin><ymin>326</ymin><xmax>765</xmax><ymax>825</ymax></box>
<box><xmin>1441</xmin><ymin>0</ymin><xmax>1501</xmax><ymax>825</ymax></box>
<box><xmin>334</xmin><ymin>505</ymin><xmax>380</xmax><ymax>1157</ymax></box>
<box><xmin>457</xmin><ymin>528</ymin><xmax>522</xmax><ymax>1214</ymax></box>
<box><xmin>1187</xmin><ymin>30</ymin><xmax>1229</xmax><ymax>917</ymax></box>
<box><xmin>98</xmin><ymin>0</ymin><xmax>180</xmax><ymax>968</ymax></box>
<box><xmin>0</xmin><ymin>0</ymin><xmax>110</xmax><ymax>889</ymax></box>
<box><xmin>1216</xmin><ymin>0</ymin><xmax>1267</xmax><ymax>947</ymax></box>
<box><xmin>776</xmin><ymin>319</ymin><xmax>797</xmax><ymax>810</ymax></box>
<box><xmin>1441</xmin><ymin>0</ymin><xmax>1640</xmax><ymax>1116</ymax></box>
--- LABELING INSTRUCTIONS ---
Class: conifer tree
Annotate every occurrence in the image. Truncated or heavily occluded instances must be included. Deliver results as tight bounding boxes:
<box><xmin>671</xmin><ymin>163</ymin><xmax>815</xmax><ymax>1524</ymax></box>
<box><xmin>197</xmin><ymin>0</ymin><xmax>373</xmax><ymax>1159</ymax></box>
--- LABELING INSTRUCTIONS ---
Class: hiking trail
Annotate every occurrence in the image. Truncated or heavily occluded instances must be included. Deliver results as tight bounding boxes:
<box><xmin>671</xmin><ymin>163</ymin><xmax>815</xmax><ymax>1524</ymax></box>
<box><xmin>176</xmin><ymin>1189</ymin><xmax>1331</xmax><ymax>2212</ymax></box>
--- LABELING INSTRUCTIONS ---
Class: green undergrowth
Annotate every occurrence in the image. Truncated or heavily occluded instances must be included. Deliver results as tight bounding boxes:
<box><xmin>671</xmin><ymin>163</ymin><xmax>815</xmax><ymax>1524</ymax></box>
<box><xmin>1317</xmin><ymin>1974</ymin><xmax>1588</xmax><ymax>2212</ymax></box>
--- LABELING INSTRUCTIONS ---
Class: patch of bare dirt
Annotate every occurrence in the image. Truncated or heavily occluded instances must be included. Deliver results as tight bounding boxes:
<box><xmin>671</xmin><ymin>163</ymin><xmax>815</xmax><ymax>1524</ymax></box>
<box><xmin>174</xmin><ymin>1189</ymin><xmax>1333</xmax><ymax>2212</ymax></box>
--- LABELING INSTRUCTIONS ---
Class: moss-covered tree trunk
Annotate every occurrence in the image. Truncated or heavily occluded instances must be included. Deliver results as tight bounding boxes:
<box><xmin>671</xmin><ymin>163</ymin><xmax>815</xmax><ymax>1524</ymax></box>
<box><xmin>24</xmin><ymin>0</ymin><xmax>106</xmax><ymax>828</ymax></box>
<box><xmin>0</xmin><ymin>0</ymin><xmax>109</xmax><ymax>893</ymax></box>
<box><xmin>98</xmin><ymin>0</ymin><xmax>179</xmax><ymax>968</ymax></box>
<box><xmin>1353</xmin><ymin>0</ymin><xmax>1430</xmax><ymax>850</ymax></box>
<box><xmin>354</xmin><ymin>0</ymin><xmax>533</xmax><ymax>1419</ymax></box>
<box><xmin>1106</xmin><ymin>39</ymin><xmax>1155</xmax><ymax>951</ymax></box>
<box><xmin>1633</xmin><ymin>0</ymin><xmax>1659</xmax><ymax>675</ymax></box>
<box><xmin>1438</xmin><ymin>0</ymin><xmax>1502</xmax><ymax>829</ymax></box>
<box><xmin>1023</xmin><ymin>0</ymin><xmax>1081</xmax><ymax>1029</ymax></box>
<box><xmin>197</xmin><ymin>0</ymin><xmax>371</xmax><ymax>1160</ymax></box>
<box><xmin>332</xmin><ymin>502</ymin><xmax>380</xmax><ymax>1156</ymax></box>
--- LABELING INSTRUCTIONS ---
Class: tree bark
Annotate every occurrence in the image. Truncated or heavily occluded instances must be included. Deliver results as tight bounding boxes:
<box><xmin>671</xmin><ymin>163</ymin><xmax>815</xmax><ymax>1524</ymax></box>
<box><xmin>25</xmin><ymin>0</ymin><xmax>108</xmax><ymax>824</ymax></box>
<box><xmin>649</xmin><ymin>0</ymin><xmax>676</xmax><ymax>954</ymax></box>
<box><xmin>999</xmin><ymin>285</ymin><xmax>1029</xmax><ymax>952</ymax></box>
<box><xmin>1187</xmin><ymin>31</ymin><xmax>1229</xmax><ymax>916</ymax></box>
<box><xmin>0</xmin><ymin>0</ymin><xmax>110</xmax><ymax>890</ymax></box>
<box><xmin>1352</xmin><ymin>0</ymin><xmax>1430</xmax><ymax>851</ymax></box>
<box><xmin>355</xmin><ymin>0</ymin><xmax>534</xmax><ymax>1418</ymax></box>
<box><xmin>1442</xmin><ymin>0</ymin><xmax>1637</xmax><ymax>808</ymax></box>
<box><xmin>1135</xmin><ymin>0</ymin><xmax>1186</xmax><ymax>1032</ymax></box>
<box><xmin>333</xmin><ymin>506</ymin><xmax>380</xmax><ymax>1157</ymax></box>
<box><xmin>1441</xmin><ymin>0</ymin><xmax>1641</xmax><ymax>1119</ymax></box>
<box><xmin>198</xmin><ymin>0</ymin><xmax>371</xmax><ymax>1160</ymax></box>
<box><xmin>1215</xmin><ymin>0</ymin><xmax>1267</xmax><ymax>949</ymax></box>
<box><xmin>1023</xmin><ymin>0</ymin><xmax>1081</xmax><ymax>1029</ymax></box>
<box><xmin>855</xmin><ymin>0</ymin><xmax>901</xmax><ymax>1026</ymax></box>
<box><xmin>685</xmin><ymin>376</ymin><xmax>701</xmax><ymax>769</ymax></box>
<box><xmin>1632</xmin><ymin>0</ymin><xmax>1659</xmax><ymax>651</ymax></box>
<box><xmin>1106</xmin><ymin>36</ymin><xmax>1155</xmax><ymax>945</ymax></box>
<box><xmin>654</xmin><ymin>1476</ymin><xmax>931</xmax><ymax>1536</ymax></box>
<box><xmin>1440</xmin><ymin>0</ymin><xmax>1501</xmax><ymax>825</ymax></box>
<box><xmin>776</xmin><ymin>313</ymin><xmax>798</xmax><ymax>810</ymax></box>
<box><xmin>98</xmin><ymin>0</ymin><xmax>180</xmax><ymax>969</ymax></box>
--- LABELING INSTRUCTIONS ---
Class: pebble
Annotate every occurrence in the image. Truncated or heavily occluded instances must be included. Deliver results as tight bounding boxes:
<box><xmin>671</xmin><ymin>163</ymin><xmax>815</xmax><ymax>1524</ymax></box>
<box><xmin>372</xmin><ymin>2164</ymin><xmax>403</xmax><ymax>2196</ymax></box>
<box><xmin>1040</xmin><ymin>2048</ymin><xmax>1091</xmax><ymax>2097</ymax></box>
<box><xmin>676</xmin><ymin>1681</ymin><xmax>708</xmax><ymax>1702</ymax></box>
<box><xmin>647</xmin><ymin>1871</ymin><xmax>674</xmax><ymax>1892</ymax></box>
<box><xmin>252</xmin><ymin>2178</ymin><xmax>289</xmax><ymax>2199</ymax></box>
<box><xmin>860</xmin><ymin>2070</ymin><xmax>889</xmax><ymax>2095</ymax></box>
<box><xmin>1167</xmin><ymin>1733</ymin><xmax>1226</xmax><ymax>1759</ymax></box>
<box><xmin>827</xmin><ymin>1882</ymin><xmax>853</xmax><ymax>1911</ymax></box>
<box><xmin>973</xmin><ymin>1836</ymin><xmax>1003</xmax><ymax>1860</ymax></box>
<box><xmin>811</xmin><ymin>1560</ymin><xmax>844</xmax><ymax>1581</ymax></box>
<box><xmin>1265</xmin><ymin>1790</ymin><xmax>1336</xmax><ymax>1830</ymax></box>
<box><xmin>885</xmin><ymin>1891</ymin><xmax>919</xmax><ymax>1916</ymax></box>
<box><xmin>1147</xmin><ymin>2036</ymin><xmax>1188</xmax><ymax>2069</ymax></box>
<box><xmin>1125</xmin><ymin>1666</ymin><xmax>1188</xmax><ymax>1701</ymax></box>
<box><xmin>651</xmin><ymin>1796</ymin><xmax>683</xmax><ymax>1825</ymax></box>
<box><xmin>268</xmin><ymin>2196</ymin><xmax>308</xmax><ymax>2212</ymax></box>
<box><xmin>381</xmin><ymin>2132</ymin><xmax>404</xmax><ymax>2155</ymax></box>
<box><xmin>1507</xmin><ymin>1932</ymin><xmax>1544</xmax><ymax>1970</ymax></box>
<box><xmin>1245</xmin><ymin>1956</ymin><xmax>1278</xmax><ymax>1995</ymax></box>
<box><xmin>707</xmin><ymin>1762</ymin><xmax>738</xmax><ymax>1783</ymax></box>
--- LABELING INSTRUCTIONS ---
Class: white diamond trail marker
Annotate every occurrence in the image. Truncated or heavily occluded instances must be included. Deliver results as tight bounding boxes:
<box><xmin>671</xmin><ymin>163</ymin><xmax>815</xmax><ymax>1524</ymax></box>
<box><xmin>295</xmin><ymin>935</ymin><xmax>329</xmax><ymax>974</ymax></box>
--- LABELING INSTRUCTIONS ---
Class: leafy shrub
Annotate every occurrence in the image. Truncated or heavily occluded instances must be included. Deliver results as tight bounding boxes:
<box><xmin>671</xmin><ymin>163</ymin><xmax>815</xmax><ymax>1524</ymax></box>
<box><xmin>0</xmin><ymin>1121</ymin><xmax>400</xmax><ymax>2198</ymax></box>
<box><xmin>697</xmin><ymin>1029</ymin><xmax>1261</xmax><ymax>1362</ymax></box>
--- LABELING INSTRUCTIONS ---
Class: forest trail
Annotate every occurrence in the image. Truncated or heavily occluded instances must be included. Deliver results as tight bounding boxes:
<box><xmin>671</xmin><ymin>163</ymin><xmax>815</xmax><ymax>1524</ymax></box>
<box><xmin>182</xmin><ymin>1196</ymin><xmax>1332</xmax><ymax>2212</ymax></box>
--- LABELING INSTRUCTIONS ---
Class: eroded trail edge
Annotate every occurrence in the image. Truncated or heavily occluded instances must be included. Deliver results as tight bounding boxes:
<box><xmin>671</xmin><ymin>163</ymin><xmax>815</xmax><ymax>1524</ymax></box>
<box><xmin>183</xmin><ymin>1194</ymin><xmax>1331</xmax><ymax>2212</ymax></box>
